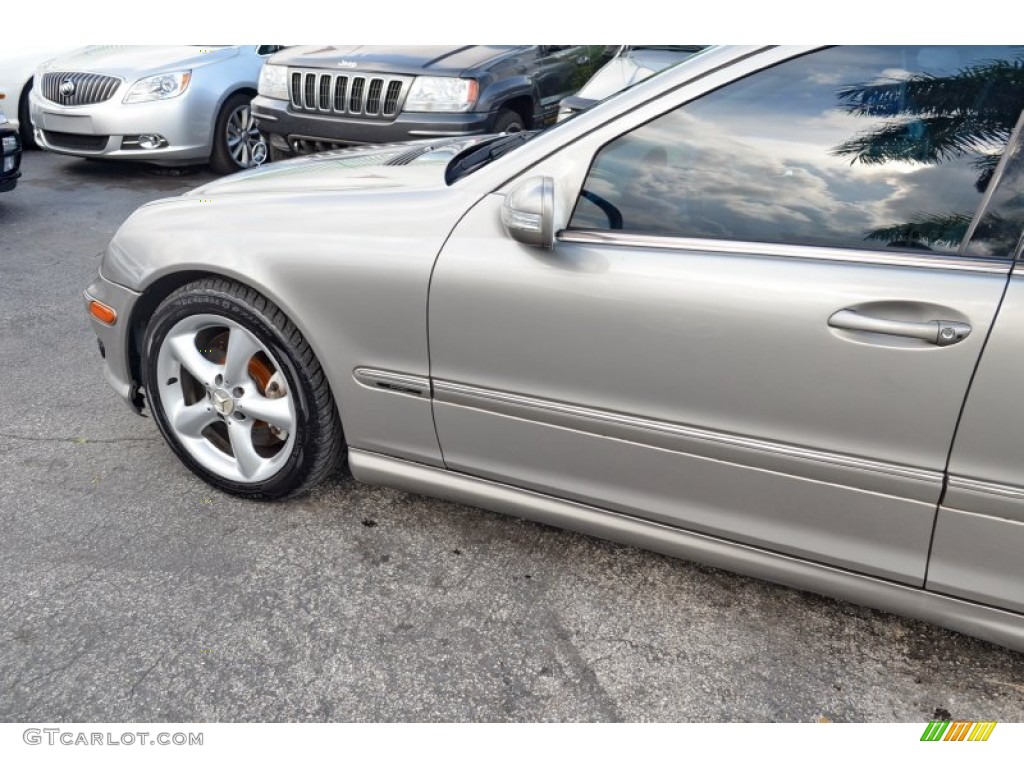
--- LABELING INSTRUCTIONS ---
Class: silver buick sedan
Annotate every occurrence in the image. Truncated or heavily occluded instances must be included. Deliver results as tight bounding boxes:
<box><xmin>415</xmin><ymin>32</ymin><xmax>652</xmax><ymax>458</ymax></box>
<box><xmin>31</xmin><ymin>45</ymin><xmax>284</xmax><ymax>173</ymax></box>
<box><xmin>85</xmin><ymin>45</ymin><xmax>1024</xmax><ymax>652</ymax></box>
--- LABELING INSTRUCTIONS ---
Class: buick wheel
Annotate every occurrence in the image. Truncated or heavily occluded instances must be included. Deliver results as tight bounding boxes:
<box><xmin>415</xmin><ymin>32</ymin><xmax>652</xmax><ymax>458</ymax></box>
<box><xmin>210</xmin><ymin>93</ymin><xmax>267</xmax><ymax>174</ymax></box>
<box><xmin>144</xmin><ymin>278</ymin><xmax>344</xmax><ymax>498</ymax></box>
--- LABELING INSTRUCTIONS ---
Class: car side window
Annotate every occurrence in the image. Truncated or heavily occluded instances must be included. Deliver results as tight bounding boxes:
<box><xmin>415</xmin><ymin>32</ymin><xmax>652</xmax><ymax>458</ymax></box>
<box><xmin>258</xmin><ymin>46</ymin><xmax>285</xmax><ymax>56</ymax></box>
<box><xmin>568</xmin><ymin>46</ymin><xmax>1024</xmax><ymax>258</ymax></box>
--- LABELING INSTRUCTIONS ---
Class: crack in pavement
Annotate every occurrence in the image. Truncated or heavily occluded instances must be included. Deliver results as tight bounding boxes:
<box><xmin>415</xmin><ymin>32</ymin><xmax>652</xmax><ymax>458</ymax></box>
<box><xmin>0</xmin><ymin>432</ymin><xmax>159</xmax><ymax>445</ymax></box>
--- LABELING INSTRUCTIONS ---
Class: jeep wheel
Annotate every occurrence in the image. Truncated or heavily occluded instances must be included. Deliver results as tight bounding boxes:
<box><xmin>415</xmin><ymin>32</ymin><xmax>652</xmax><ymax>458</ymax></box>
<box><xmin>493</xmin><ymin>108</ymin><xmax>526</xmax><ymax>134</ymax></box>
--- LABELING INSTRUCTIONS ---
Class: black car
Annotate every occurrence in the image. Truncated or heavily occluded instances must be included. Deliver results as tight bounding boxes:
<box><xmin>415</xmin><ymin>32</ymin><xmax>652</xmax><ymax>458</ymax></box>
<box><xmin>0</xmin><ymin>106</ymin><xmax>22</xmax><ymax>192</ymax></box>
<box><xmin>252</xmin><ymin>45</ymin><xmax>611</xmax><ymax>158</ymax></box>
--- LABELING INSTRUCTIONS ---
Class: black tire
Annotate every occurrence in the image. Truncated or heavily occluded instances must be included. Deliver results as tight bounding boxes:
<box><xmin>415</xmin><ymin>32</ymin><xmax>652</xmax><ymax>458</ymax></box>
<box><xmin>492</xmin><ymin>108</ymin><xmax>527</xmax><ymax>134</ymax></box>
<box><xmin>19</xmin><ymin>82</ymin><xmax>37</xmax><ymax>149</ymax></box>
<box><xmin>144</xmin><ymin>278</ymin><xmax>344</xmax><ymax>499</ymax></box>
<box><xmin>209</xmin><ymin>92</ymin><xmax>267</xmax><ymax>174</ymax></box>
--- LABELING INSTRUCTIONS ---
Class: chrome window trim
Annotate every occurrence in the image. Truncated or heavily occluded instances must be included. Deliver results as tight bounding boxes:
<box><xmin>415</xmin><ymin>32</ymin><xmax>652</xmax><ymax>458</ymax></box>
<box><xmin>557</xmin><ymin>230</ymin><xmax>1012</xmax><ymax>274</ymax></box>
<box><xmin>432</xmin><ymin>379</ymin><xmax>942</xmax><ymax>486</ymax></box>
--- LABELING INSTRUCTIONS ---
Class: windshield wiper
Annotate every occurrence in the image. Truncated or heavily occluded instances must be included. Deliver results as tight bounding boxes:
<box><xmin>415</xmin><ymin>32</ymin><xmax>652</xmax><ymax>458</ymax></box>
<box><xmin>445</xmin><ymin>131</ymin><xmax>539</xmax><ymax>184</ymax></box>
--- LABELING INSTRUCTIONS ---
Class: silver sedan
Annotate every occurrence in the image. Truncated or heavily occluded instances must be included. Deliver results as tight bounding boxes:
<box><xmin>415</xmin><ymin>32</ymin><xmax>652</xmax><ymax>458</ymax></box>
<box><xmin>85</xmin><ymin>45</ymin><xmax>1024</xmax><ymax>652</ymax></box>
<box><xmin>30</xmin><ymin>45</ymin><xmax>283</xmax><ymax>173</ymax></box>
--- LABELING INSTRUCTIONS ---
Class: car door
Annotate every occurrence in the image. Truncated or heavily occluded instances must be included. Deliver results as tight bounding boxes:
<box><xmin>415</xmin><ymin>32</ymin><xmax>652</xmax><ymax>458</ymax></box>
<box><xmin>428</xmin><ymin>46</ymin><xmax>1022</xmax><ymax>585</ymax></box>
<box><xmin>925</xmin><ymin>128</ymin><xmax>1024</xmax><ymax>612</ymax></box>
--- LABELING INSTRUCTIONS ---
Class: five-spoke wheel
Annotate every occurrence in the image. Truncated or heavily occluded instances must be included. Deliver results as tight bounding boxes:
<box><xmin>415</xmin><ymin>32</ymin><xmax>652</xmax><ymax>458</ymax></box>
<box><xmin>145</xmin><ymin>279</ymin><xmax>344</xmax><ymax>498</ymax></box>
<box><xmin>155</xmin><ymin>314</ymin><xmax>296</xmax><ymax>483</ymax></box>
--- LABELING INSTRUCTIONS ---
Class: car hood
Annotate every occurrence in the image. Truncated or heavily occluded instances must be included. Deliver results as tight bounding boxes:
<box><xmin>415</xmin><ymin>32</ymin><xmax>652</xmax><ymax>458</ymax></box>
<box><xmin>577</xmin><ymin>47</ymin><xmax>701</xmax><ymax>100</ymax></box>
<box><xmin>43</xmin><ymin>45</ymin><xmax>240</xmax><ymax>77</ymax></box>
<box><xmin>269</xmin><ymin>45</ymin><xmax>523</xmax><ymax>76</ymax></box>
<box><xmin>187</xmin><ymin>136</ymin><xmax>492</xmax><ymax>197</ymax></box>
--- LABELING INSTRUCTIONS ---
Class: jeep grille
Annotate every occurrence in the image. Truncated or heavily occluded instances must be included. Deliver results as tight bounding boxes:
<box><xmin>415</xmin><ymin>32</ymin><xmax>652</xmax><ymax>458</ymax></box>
<box><xmin>288</xmin><ymin>70</ymin><xmax>410</xmax><ymax>119</ymax></box>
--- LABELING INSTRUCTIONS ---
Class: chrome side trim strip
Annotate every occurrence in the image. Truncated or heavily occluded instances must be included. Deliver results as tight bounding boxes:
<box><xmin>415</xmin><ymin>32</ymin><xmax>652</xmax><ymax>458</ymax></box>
<box><xmin>353</xmin><ymin>368</ymin><xmax>430</xmax><ymax>398</ymax></box>
<box><xmin>432</xmin><ymin>379</ymin><xmax>942</xmax><ymax>487</ymax></box>
<box><xmin>557</xmin><ymin>230</ymin><xmax>1012</xmax><ymax>274</ymax></box>
<box><xmin>349</xmin><ymin>449</ymin><xmax>1024</xmax><ymax>652</ymax></box>
<box><xmin>949</xmin><ymin>476</ymin><xmax>1024</xmax><ymax>500</ymax></box>
<box><xmin>944</xmin><ymin>476</ymin><xmax>1024</xmax><ymax>525</ymax></box>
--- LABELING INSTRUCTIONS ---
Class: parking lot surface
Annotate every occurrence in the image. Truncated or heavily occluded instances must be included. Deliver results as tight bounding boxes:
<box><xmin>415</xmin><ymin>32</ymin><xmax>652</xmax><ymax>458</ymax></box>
<box><xmin>1</xmin><ymin>151</ymin><xmax>1023</xmax><ymax>722</ymax></box>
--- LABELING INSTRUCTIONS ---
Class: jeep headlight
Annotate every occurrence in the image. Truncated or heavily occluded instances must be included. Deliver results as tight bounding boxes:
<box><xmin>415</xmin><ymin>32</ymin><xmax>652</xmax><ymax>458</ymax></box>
<box><xmin>124</xmin><ymin>71</ymin><xmax>191</xmax><ymax>104</ymax></box>
<box><xmin>258</xmin><ymin>64</ymin><xmax>289</xmax><ymax>100</ymax></box>
<box><xmin>404</xmin><ymin>77</ymin><xmax>478</xmax><ymax>112</ymax></box>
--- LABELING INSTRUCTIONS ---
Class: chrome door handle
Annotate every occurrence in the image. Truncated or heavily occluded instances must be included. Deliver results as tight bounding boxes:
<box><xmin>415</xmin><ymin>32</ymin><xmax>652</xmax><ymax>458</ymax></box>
<box><xmin>828</xmin><ymin>309</ymin><xmax>971</xmax><ymax>346</ymax></box>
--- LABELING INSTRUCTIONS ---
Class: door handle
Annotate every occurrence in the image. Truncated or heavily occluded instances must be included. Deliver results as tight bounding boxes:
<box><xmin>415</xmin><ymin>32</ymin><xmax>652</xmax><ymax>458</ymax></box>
<box><xmin>828</xmin><ymin>309</ymin><xmax>971</xmax><ymax>346</ymax></box>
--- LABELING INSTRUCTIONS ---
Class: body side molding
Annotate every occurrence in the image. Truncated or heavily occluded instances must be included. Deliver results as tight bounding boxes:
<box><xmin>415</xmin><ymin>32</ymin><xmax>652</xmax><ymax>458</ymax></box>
<box><xmin>432</xmin><ymin>378</ymin><xmax>942</xmax><ymax>501</ymax></box>
<box><xmin>353</xmin><ymin>367</ymin><xmax>431</xmax><ymax>398</ymax></box>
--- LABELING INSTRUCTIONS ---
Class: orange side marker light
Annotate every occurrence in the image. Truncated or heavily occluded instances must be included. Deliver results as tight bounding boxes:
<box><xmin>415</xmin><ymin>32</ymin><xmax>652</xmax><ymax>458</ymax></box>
<box><xmin>89</xmin><ymin>300</ymin><xmax>117</xmax><ymax>325</ymax></box>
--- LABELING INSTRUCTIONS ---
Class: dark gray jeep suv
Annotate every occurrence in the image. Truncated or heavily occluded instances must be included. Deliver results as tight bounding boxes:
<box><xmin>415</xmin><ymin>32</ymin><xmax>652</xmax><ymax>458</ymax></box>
<box><xmin>252</xmin><ymin>45</ymin><xmax>609</xmax><ymax>157</ymax></box>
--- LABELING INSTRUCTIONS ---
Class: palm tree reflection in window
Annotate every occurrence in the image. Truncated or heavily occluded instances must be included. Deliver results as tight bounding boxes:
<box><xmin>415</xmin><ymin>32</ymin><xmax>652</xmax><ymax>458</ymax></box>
<box><xmin>831</xmin><ymin>53</ymin><xmax>1024</xmax><ymax>254</ymax></box>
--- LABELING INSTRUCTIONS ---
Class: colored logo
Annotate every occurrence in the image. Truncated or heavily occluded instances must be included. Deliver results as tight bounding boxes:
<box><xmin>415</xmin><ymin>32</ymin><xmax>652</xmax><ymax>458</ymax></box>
<box><xmin>921</xmin><ymin>721</ymin><xmax>996</xmax><ymax>741</ymax></box>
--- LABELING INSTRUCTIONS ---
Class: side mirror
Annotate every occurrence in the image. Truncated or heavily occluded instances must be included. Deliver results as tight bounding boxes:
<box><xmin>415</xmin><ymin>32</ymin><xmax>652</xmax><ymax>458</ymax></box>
<box><xmin>501</xmin><ymin>176</ymin><xmax>555</xmax><ymax>248</ymax></box>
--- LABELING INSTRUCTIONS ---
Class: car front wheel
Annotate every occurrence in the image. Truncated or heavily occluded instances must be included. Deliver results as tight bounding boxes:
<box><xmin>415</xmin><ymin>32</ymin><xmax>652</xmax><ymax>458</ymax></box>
<box><xmin>492</xmin><ymin>108</ymin><xmax>526</xmax><ymax>134</ymax></box>
<box><xmin>210</xmin><ymin>93</ymin><xmax>268</xmax><ymax>174</ymax></box>
<box><xmin>143</xmin><ymin>278</ymin><xmax>344</xmax><ymax>498</ymax></box>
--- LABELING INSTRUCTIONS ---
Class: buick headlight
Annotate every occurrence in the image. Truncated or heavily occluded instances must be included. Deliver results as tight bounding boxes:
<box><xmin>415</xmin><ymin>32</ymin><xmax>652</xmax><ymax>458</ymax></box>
<box><xmin>258</xmin><ymin>64</ymin><xmax>289</xmax><ymax>100</ymax></box>
<box><xmin>404</xmin><ymin>77</ymin><xmax>478</xmax><ymax>112</ymax></box>
<box><xmin>124</xmin><ymin>71</ymin><xmax>191</xmax><ymax>104</ymax></box>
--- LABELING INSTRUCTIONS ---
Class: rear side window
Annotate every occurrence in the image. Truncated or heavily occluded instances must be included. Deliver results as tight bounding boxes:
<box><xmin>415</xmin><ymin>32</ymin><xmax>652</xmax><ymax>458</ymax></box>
<box><xmin>569</xmin><ymin>46</ymin><xmax>1024</xmax><ymax>258</ymax></box>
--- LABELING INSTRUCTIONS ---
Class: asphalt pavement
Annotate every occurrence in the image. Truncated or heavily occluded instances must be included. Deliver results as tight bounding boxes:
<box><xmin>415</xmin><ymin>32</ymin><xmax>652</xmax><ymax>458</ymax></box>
<box><xmin>1</xmin><ymin>151</ymin><xmax>1023</xmax><ymax>722</ymax></box>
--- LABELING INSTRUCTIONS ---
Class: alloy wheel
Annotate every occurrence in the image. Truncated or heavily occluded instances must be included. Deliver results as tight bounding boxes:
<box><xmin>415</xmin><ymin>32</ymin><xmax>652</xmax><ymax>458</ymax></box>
<box><xmin>155</xmin><ymin>314</ymin><xmax>296</xmax><ymax>483</ymax></box>
<box><xmin>225</xmin><ymin>104</ymin><xmax>267</xmax><ymax>169</ymax></box>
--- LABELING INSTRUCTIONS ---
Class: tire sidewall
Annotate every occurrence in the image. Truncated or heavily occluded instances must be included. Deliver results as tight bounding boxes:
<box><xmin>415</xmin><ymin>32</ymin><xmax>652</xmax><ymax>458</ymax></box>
<box><xmin>144</xmin><ymin>289</ymin><xmax>319</xmax><ymax>498</ymax></box>
<box><xmin>493</xmin><ymin>109</ymin><xmax>526</xmax><ymax>134</ymax></box>
<box><xmin>19</xmin><ymin>84</ymin><xmax>37</xmax><ymax>149</ymax></box>
<box><xmin>210</xmin><ymin>93</ymin><xmax>261</xmax><ymax>174</ymax></box>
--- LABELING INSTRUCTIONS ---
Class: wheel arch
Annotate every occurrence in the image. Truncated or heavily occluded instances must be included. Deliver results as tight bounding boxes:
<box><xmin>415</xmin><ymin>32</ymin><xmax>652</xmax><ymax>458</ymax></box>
<box><xmin>18</xmin><ymin>77</ymin><xmax>36</xmax><ymax>145</ymax></box>
<box><xmin>495</xmin><ymin>95</ymin><xmax>535</xmax><ymax>129</ymax></box>
<box><xmin>19</xmin><ymin>76</ymin><xmax>33</xmax><ymax>108</ymax></box>
<box><xmin>206</xmin><ymin>86</ymin><xmax>260</xmax><ymax>163</ymax></box>
<box><xmin>127</xmin><ymin>269</ymin><xmax>345</xmax><ymax>434</ymax></box>
<box><xmin>212</xmin><ymin>86</ymin><xmax>259</xmax><ymax>119</ymax></box>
